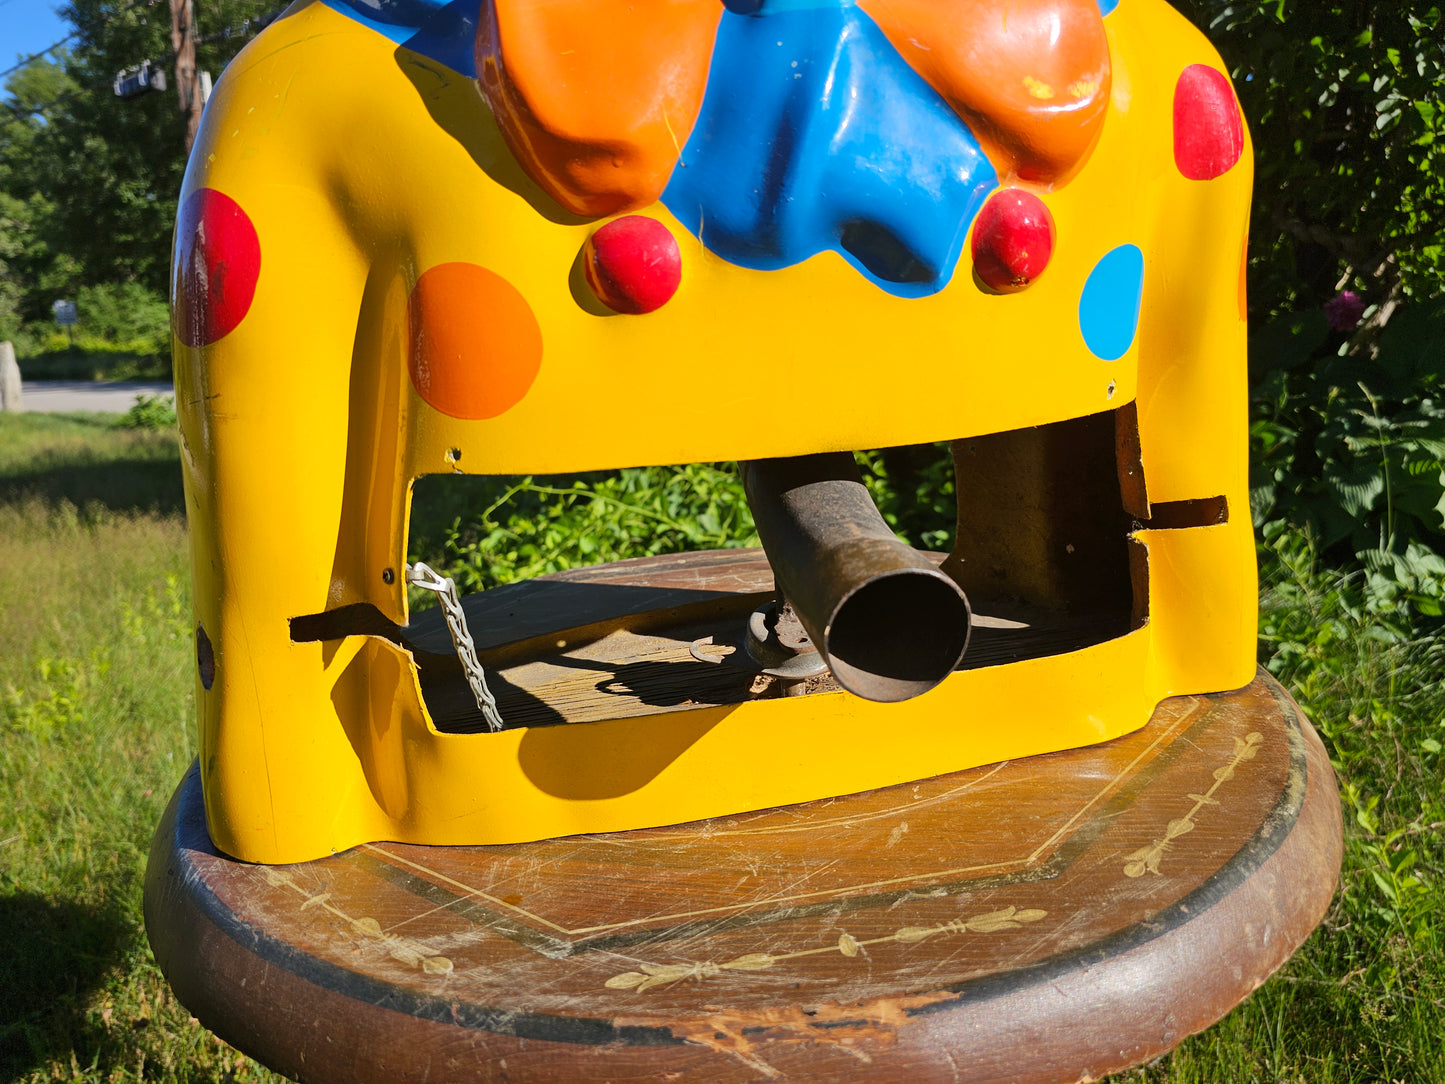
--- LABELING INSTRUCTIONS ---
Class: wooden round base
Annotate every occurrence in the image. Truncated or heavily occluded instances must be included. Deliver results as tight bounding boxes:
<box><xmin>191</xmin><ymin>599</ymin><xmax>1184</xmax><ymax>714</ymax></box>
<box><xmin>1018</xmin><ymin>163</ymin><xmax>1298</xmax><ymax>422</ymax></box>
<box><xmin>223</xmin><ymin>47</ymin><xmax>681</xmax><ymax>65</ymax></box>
<box><xmin>145</xmin><ymin>671</ymin><xmax>1340</xmax><ymax>1083</ymax></box>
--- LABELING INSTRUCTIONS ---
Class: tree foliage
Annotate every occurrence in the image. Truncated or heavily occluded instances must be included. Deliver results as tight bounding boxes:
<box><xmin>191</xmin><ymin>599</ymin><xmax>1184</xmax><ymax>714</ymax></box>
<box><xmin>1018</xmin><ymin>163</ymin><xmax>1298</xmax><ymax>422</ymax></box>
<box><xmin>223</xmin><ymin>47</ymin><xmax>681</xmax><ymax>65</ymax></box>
<box><xmin>1</xmin><ymin>0</ymin><xmax>1442</xmax><ymax>617</ymax></box>
<box><xmin>1175</xmin><ymin>1</ymin><xmax>1445</xmax><ymax>318</ymax></box>
<box><xmin>4</xmin><ymin>0</ymin><xmax>1442</xmax><ymax>333</ymax></box>
<box><xmin>0</xmin><ymin>0</ymin><xmax>276</xmax><ymax>338</ymax></box>
<box><xmin>1167</xmin><ymin>2</ymin><xmax>1445</xmax><ymax>614</ymax></box>
<box><xmin>1251</xmin><ymin>294</ymin><xmax>1445</xmax><ymax>618</ymax></box>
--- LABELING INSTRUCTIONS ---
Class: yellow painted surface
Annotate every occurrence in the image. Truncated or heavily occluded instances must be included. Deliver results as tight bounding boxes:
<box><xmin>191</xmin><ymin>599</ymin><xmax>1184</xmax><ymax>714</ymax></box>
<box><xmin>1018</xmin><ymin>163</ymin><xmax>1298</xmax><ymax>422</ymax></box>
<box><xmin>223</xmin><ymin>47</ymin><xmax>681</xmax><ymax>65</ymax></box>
<box><xmin>175</xmin><ymin>0</ymin><xmax>1257</xmax><ymax>862</ymax></box>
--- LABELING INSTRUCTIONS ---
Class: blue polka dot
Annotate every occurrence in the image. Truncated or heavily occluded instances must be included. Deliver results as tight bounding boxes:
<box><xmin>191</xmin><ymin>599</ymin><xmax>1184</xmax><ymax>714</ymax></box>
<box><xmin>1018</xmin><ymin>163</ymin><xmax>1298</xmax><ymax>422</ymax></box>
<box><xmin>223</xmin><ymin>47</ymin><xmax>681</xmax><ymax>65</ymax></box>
<box><xmin>1097</xmin><ymin>0</ymin><xmax>1121</xmax><ymax>14</ymax></box>
<box><xmin>1079</xmin><ymin>244</ymin><xmax>1144</xmax><ymax>361</ymax></box>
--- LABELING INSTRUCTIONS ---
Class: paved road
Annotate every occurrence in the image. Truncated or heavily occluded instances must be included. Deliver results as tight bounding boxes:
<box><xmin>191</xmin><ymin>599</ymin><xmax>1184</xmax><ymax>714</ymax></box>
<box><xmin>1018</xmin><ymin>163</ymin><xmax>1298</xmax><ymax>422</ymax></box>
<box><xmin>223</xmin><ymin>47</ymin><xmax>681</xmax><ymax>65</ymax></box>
<box><xmin>13</xmin><ymin>380</ymin><xmax>175</xmax><ymax>414</ymax></box>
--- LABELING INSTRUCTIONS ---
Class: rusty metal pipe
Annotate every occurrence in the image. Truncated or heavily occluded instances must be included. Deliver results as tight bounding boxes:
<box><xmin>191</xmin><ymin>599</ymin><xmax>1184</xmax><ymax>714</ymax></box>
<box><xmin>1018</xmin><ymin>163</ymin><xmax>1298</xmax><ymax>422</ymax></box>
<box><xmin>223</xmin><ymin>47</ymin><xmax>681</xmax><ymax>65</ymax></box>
<box><xmin>740</xmin><ymin>453</ymin><xmax>971</xmax><ymax>703</ymax></box>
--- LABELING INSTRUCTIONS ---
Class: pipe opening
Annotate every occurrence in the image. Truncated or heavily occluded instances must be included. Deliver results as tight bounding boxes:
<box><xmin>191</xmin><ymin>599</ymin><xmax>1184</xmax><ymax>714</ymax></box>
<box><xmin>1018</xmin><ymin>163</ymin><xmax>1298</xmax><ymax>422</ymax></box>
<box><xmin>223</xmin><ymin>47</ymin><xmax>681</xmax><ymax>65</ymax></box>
<box><xmin>827</xmin><ymin>570</ymin><xmax>972</xmax><ymax>702</ymax></box>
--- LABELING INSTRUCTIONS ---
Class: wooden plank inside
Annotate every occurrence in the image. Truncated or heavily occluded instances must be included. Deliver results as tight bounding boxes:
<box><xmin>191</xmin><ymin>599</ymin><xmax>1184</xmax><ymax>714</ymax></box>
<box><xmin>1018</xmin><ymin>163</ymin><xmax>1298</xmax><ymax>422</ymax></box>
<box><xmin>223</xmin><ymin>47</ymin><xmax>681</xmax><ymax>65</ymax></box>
<box><xmin>407</xmin><ymin>549</ymin><xmax>1131</xmax><ymax>732</ymax></box>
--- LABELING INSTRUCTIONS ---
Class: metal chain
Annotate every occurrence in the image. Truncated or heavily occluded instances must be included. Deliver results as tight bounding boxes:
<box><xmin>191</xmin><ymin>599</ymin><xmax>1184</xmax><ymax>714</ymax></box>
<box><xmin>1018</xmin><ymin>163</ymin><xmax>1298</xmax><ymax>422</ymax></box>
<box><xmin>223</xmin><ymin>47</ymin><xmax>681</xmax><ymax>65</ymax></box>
<box><xmin>406</xmin><ymin>562</ymin><xmax>505</xmax><ymax>733</ymax></box>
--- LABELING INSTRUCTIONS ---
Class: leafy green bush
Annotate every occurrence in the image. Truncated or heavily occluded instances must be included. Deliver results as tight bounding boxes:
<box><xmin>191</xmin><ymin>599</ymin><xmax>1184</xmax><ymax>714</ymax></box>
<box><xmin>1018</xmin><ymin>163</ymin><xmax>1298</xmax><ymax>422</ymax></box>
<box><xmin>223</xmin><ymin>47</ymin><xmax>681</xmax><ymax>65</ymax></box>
<box><xmin>1174</xmin><ymin>1</ymin><xmax>1445</xmax><ymax>318</ymax></box>
<box><xmin>856</xmin><ymin>444</ymin><xmax>957</xmax><ymax>553</ymax></box>
<box><xmin>409</xmin><ymin>464</ymin><xmax>759</xmax><ymax>600</ymax></box>
<box><xmin>0</xmin><ymin>324</ymin><xmax>50</xmax><ymax>359</ymax></box>
<box><xmin>3</xmin><ymin>283</ymin><xmax>173</xmax><ymax>379</ymax></box>
<box><xmin>1250</xmin><ymin>294</ymin><xmax>1445</xmax><ymax>623</ymax></box>
<box><xmin>2</xmin><ymin>656</ymin><xmax>97</xmax><ymax>735</ymax></box>
<box><xmin>73</xmin><ymin>282</ymin><xmax>170</xmax><ymax>352</ymax></box>
<box><xmin>407</xmin><ymin>450</ymin><xmax>958</xmax><ymax>605</ymax></box>
<box><xmin>118</xmin><ymin>393</ymin><xmax>177</xmax><ymax>430</ymax></box>
<box><xmin>13</xmin><ymin>342</ymin><xmax>172</xmax><ymax>381</ymax></box>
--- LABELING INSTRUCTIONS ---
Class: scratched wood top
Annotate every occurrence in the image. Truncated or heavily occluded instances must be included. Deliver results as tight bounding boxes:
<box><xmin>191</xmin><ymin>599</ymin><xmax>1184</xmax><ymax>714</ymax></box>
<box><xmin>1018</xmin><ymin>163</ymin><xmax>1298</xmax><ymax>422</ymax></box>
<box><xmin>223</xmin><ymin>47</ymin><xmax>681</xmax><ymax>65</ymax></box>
<box><xmin>145</xmin><ymin>672</ymin><xmax>1341</xmax><ymax>1083</ymax></box>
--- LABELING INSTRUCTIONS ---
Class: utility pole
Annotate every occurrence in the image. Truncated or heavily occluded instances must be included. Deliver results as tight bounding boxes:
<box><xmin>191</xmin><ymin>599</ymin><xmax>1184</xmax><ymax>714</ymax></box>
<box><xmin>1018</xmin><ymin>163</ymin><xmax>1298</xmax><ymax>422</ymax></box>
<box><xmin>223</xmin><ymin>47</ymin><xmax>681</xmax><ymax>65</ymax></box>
<box><xmin>168</xmin><ymin>0</ymin><xmax>202</xmax><ymax>152</ymax></box>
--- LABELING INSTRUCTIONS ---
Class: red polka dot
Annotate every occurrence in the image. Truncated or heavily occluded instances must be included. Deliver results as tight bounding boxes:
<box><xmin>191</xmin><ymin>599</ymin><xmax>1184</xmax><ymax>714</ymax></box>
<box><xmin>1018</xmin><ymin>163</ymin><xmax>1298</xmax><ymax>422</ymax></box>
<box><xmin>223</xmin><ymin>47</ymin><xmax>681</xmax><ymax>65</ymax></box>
<box><xmin>408</xmin><ymin>263</ymin><xmax>542</xmax><ymax>420</ymax></box>
<box><xmin>971</xmin><ymin>188</ymin><xmax>1056</xmax><ymax>293</ymax></box>
<box><xmin>172</xmin><ymin>188</ymin><xmax>261</xmax><ymax>348</ymax></box>
<box><xmin>1173</xmin><ymin>65</ymin><xmax>1244</xmax><ymax>181</ymax></box>
<box><xmin>583</xmin><ymin>216</ymin><xmax>682</xmax><ymax>315</ymax></box>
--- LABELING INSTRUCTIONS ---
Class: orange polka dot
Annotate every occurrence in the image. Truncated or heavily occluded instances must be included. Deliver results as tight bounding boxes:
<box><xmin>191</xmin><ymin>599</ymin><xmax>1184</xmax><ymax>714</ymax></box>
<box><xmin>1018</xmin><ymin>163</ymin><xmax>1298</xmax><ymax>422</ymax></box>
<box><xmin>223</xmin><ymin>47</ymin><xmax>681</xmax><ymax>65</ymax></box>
<box><xmin>407</xmin><ymin>263</ymin><xmax>542</xmax><ymax>420</ymax></box>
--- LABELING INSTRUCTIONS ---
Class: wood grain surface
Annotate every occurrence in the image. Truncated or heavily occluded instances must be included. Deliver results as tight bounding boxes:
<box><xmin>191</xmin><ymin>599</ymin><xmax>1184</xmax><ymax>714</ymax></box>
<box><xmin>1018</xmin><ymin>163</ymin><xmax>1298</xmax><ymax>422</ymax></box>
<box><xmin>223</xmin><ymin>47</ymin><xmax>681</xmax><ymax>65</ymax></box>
<box><xmin>145</xmin><ymin>672</ymin><xmax>1341</xmax><ymax>1082</ymax></box>
<box><xmin>405</xmin><ymin>548</ymin><xmax>1128</xmax><ymax>733</ymax></box>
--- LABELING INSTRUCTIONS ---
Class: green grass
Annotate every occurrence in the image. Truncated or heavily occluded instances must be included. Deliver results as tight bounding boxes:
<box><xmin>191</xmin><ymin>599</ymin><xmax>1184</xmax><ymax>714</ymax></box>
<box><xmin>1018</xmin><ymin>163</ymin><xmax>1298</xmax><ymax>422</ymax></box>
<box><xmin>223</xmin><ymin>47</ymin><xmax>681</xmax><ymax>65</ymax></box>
<box><xmin>0</xmin><ymin>414</ymin><xmax>184</xmax><ymax>517</ymax></box>
<box><xmin>0</xmin><ymin>416</ymin><xmax>1440</xmax><ymax>1080</ymax></box>
<box><xmin>0</xmin><ymin>414</ymin><xmax>281</xmax><ymax>1082</ymax></box>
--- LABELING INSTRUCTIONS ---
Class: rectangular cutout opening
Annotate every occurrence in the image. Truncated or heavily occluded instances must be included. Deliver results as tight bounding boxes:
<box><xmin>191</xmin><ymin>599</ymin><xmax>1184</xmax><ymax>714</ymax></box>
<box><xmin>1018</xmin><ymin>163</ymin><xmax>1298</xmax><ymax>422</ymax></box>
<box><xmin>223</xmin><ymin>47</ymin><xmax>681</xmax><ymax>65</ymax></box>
<box><xmin>298</xmin><ymin>416</ymin><xmax>1148</xmax><ymax>733</ymax></box>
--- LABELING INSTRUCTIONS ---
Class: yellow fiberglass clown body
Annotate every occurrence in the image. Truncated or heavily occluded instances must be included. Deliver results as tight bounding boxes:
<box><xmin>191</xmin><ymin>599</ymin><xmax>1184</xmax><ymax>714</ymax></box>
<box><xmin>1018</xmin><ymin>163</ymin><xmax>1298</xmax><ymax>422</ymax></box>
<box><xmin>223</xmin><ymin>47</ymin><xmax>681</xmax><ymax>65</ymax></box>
<box><xmin>173</xmin><ymin>0</ymin><xmax>1255</xmax><ymax>864</ymax></box>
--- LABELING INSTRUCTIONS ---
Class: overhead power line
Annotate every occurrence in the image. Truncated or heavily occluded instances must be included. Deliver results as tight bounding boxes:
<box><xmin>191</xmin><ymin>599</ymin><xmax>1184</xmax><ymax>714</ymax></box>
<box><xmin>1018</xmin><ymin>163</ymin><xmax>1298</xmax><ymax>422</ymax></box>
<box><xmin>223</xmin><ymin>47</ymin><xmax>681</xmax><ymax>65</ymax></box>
<box><xmin>0</xmin><ymin>33</ymin><xmax>79</xmax><ymax>82</ymax></box>
<box><xmin>1</xmin><ymin>0</ymin><xmax>164</xmax><ymax>83</ymax></box>
<box><xmin>196</xmin><ymin>7</ymin><xmax>280</xmax><ymax>46</ymax></box>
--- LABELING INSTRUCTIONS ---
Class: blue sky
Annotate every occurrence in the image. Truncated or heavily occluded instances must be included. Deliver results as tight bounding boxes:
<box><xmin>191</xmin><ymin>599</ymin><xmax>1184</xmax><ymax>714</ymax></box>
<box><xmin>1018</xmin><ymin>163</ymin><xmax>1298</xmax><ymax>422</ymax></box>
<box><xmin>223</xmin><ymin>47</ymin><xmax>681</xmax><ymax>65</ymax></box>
<box><xmin>1</xmin><ymin>0</ymin><xmax>75</xmax><ymax>78</ymax></box>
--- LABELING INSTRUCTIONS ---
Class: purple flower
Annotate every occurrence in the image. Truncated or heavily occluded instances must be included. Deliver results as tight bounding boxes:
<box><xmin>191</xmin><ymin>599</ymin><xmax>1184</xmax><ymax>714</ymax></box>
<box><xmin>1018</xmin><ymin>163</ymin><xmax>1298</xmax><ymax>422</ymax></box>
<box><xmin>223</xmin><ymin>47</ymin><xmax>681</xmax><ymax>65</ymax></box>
<box><xmin>1324</xmin><ymin>290</ymin><xmax>1366</xmax><ymax>332</ymax></box>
